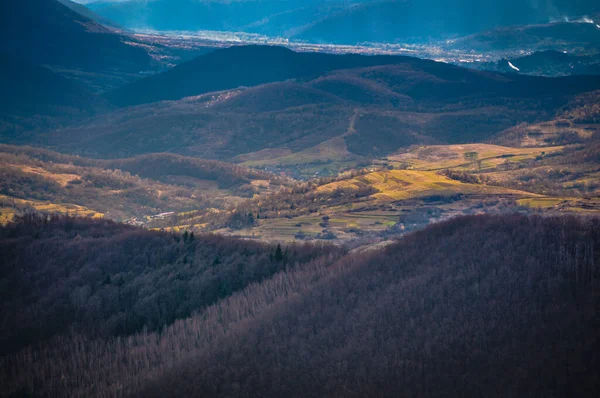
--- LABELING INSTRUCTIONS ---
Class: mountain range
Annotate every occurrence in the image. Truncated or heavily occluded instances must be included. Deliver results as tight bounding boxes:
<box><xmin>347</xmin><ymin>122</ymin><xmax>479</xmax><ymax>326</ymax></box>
<box><xmin>86</xmin><ymin>0</ymin><xmax>600</xmax><ymax>44</ymax></box>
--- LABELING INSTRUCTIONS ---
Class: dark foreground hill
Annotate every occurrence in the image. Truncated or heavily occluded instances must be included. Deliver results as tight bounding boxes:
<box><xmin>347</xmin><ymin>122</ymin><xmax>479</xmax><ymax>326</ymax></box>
<box><xmin>0</xmin><ymin>55</ymin><xmax>103</xmax><ymax>118</ymax></box>
<box><xmin>0</xmin><ymin>0</ymin><xmax>153</xmax><ymax>72</ymax></box>
<box><xmin>1</xmin><ymin>214</ymin><xmax>598</xmax><ymax>397</ymax></box>
<box><xmin>139</xmin><ymin>215</ymin><xmax>600</xmax><ymax>398</ymax></box>
<box><xmin>0</xmin><ymin>54</ymin><xmax>108</xmax><ymax>140</ymax></box>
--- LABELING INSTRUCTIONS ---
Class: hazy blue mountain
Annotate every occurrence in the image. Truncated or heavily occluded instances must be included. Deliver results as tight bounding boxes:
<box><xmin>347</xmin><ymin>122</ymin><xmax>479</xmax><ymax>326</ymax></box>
<box><xmin>87</xmin><ymin>0</ymin><xmax>354</xmax><ymax>35</ymax></box>
<box><xmin>293</xmin><ymin>0</ymin><xmax>600</xmax><ymax>44</ymax></box>
<box><xmin>86</xmin><ymin>0</ymin><xmax>600</xmax><ymax>43</ymax></box>
<box><xmin>56</xmin><ymin>0</ymin><xmax>122</xmax><ymax>29</ymax></box>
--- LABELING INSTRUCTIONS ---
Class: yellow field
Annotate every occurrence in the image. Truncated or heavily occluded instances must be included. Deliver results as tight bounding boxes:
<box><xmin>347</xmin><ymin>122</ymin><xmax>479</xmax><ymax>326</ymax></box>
<box><xmin>0</xmin><ymin>207</ymin><xmax>17</xmax><ymax>225</ymax></box>
<box><xmin>317</xmin><ymin>169</ymin><xmax>531</xmax><ymax>201</ymax></box>
<box><xmin>517</xmin><ymin>197</ymin><xmax>600</xmax><ymax>213</ymax></box>
<box><xmin>5</xmin><ymin>163</ymin><xmax>80</xmax><ymax>186</ymax></box>
<box><xmin>388</xmin><ymin>144</ymin><xmax>563</xmax><ymax>171</ymax></box>
<box><xmin>0</xmin><ymin>194</ymin><xmax>103</xmax><ymax>224</ymax></box>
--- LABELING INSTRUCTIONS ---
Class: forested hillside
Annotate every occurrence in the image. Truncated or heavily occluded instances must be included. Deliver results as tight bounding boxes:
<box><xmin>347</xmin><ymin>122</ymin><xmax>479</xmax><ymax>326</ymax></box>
<box><xmin>1</xmin><ymin>214</ymin><xmax>598</xmax><ymax>397</ymax></box>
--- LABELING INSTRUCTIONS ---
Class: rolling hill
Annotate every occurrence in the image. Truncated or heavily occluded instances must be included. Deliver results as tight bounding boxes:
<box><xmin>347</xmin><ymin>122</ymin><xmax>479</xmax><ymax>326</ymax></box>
<box><xmin>104</xmin><ymin>45</ymin><xmax>600</xmax><ymax>108</ymax></box>
<box><xmin>0</xmin><ymin>145</ymin><xmax>285</xmax><ymax>224</ymax></box>
<box><xmin>103</xmin><ymin>45</ymin><xmax>427</xmax><ymax>107</ymax></box>
<box><xmin>158</xmin><ymin>88</ymin><xmax>600</xmax><ymax>242</ymax></box>
<box><xmin>34</xmin><ymin>47</ymin><xmax>600</xmax><ymax>167</ymax></box>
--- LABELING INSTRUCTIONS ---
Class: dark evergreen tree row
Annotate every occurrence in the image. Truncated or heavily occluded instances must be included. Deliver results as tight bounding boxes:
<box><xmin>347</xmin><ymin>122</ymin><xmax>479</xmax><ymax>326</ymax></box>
<box><xmin>0</xmin><ymin>213</ymin><xmax>343</xmax><ymax>356</ymax></box>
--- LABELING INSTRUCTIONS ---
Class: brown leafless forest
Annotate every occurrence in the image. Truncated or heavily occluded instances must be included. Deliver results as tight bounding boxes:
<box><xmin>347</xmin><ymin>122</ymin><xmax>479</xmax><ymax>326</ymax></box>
<box><xmin>1</xmin><ymin>213</ymin><xmax>598</xmax><ymax>397</ymax></box>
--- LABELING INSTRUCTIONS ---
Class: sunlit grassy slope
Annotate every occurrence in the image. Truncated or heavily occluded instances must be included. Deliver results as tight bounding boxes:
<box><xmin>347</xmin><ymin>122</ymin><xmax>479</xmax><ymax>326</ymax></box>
<box><xmin>388</xmin><ymin>144</ymin><xmax>563</xmax><ymax>171</ymax></box>
<box><xmin>318</xmin><ymin>169</ymin><xmax>531</xmax><ymax>201</ymax></box>
<box><xmin>0</xmin><ymin>194</ymin><xmax>103</xmax><ymax>225</ymax></box>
